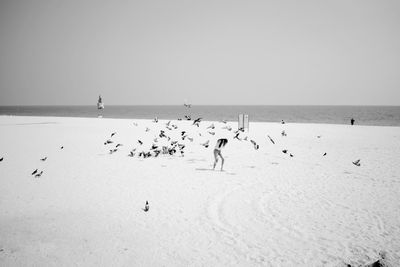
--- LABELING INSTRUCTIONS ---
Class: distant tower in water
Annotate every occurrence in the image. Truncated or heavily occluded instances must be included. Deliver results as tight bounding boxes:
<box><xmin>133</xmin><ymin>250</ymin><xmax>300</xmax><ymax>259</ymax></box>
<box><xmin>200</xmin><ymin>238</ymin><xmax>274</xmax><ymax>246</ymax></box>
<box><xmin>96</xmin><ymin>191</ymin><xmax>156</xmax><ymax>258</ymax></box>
<box><xmin>97</xmin><ymin>95</ymin><xmax>104</xmax><ymax>109</ymax></box>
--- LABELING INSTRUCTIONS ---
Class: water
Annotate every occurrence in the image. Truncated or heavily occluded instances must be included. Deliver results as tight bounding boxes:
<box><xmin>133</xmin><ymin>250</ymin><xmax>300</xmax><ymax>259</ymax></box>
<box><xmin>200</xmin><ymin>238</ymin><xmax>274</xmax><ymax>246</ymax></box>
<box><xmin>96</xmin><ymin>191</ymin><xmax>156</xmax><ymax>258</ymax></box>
<box><xmin>0</xmin><ymin>105</ymin><xmax>399</xmax><ymax>126</ymax></box>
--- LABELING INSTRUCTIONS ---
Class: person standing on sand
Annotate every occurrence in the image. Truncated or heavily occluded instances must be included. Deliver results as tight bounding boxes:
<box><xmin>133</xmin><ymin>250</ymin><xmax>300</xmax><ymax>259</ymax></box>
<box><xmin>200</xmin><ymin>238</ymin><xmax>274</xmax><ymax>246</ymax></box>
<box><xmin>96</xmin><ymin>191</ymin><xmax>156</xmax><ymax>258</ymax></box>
<box><xmin>351</xmin><ymin>118</ymin><xmax>355</xmax><ymax>125</ymax></box>
<box><xmin>213</xmin><ymin>138</ymin><xmax>228</xmax><ymax>171</ymax></box>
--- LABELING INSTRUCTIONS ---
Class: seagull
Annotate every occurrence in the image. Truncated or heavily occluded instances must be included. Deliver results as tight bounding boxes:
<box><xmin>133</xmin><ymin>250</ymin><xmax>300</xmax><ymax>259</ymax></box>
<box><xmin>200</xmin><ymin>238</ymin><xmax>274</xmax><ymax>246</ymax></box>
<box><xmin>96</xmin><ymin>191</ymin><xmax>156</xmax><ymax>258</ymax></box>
<box><xmin>143</xmin><ymin>201</ymin><xmax>150</xmax><ymax>212</ymax></box>
<box><xmin>145</xmin><ymin>127</ymin><xmax>150</xmax><ymax>132</ymax></box>
<box><xmin>250</xmin><ymin>140</ymin><xmax>259</xmax><ymax>150</ymax></box>
<box><xmin>201</xmin><ymin>140</ymin><xmax>210</xmax><ymax>148</ymax></box>
<box><xmin>220</xmin><ymin>120</ymin><xmax>227</xmax><ymax>124</ymax></box>
<box><xmin>281</xmin><ymin>130</ymin><xmax>287</xmax><ymax>137</ymax></box>
<box><xmin>109</xmin><ymin>149</ymin><xmax>118</xmax><ymax>154</ymax></box>
<box><xmin>352</xmin><ymin>159</ymin><xmax>361</xmax><ymax>166</ymax></box>
<box><xmin>193</xmin><ymin>118</ymin><xmax>202</xmax><ymax>127</ymax></box>
<box><xmin>128</xmin><ymin>151</ymin><xmax>135</xmax><ymax>157</ymax></box>
<box><xmin>166</xmin><ymin>121</ymin><xmax>171</xmax><ymax>126</ymax></box>
<box><xmin>233</xmin><ymin>132</ymin><xmax>241</xmax><ymax>140</ymax></box>
<box><xmin>323</xmin><ymin>152</ymin><xmax>327</xmax><ymax>156</ymax></box>
<box><xmin>133</xmin><ymin>122</ymin><xmax>138</xmax><ymax>126</ymax></box>
<box><xmin>317</xmin><ymin>135</ymin><xmax>322</xmax><ymax>138</ymax></box>
<box><xmin>34</xmin><ymin>171</ymin><xmax>43</xmax><ymax>178</ymax></box>
<box><xmin>115</xmin><ymin>143</ymin><xmax>123</xmax><ymax>148</ymax></box>
<box><xmin>282</xmin><ymin>150</ymin><xmax>288</xmax><ymax>154</ymax></box>
<box><xmin>60</xmin><ymin>146</ymin><xmax>64</xmax><ymax>149</ymax></box>
<box><xmin>153</xmin><ymin>117</ymin><xmax>158</xmax><ymax>123</ymax></box>
<box><xmin>207</xmin><ymin>123</ymin><xmax>215</xmax><ymax>129</ymax></box>
<box><xmin>267</xmin><ymin>135</ymin><xmax>275</xmax><ymax>144</ymax></box>
<box><xmin>290</xmin><ymin>153</ymin><xmax>294</xmax><ymax>157</ymax></box>
<box><xmin>243</xmin><ymin>136</ymin><xmax>248</xmax><ymax>141</ymax></box>
<box><xmin>208</xmin><ymin>131</ymin><xmax>215</xmax><ymax>135</ymax></box>
<box><xmin>104</xmin><ymin>139</ymin><xmax>113</xmax><ymax>145</ymax></box>
<box><xmin>111</xmin><ymin>132</ymin><xmax>117</xmax><ymax>138</ymax></box>
<box><xmin>222</xmin><ymin>125</ymin><xmax>232</xmax><ymax>131</ymax></box>
<box><xmin>184</xmin><ymin>103</ymin><xmax>192</xmax><ymax>108</ymax></box>
<box><xmin>138</xmin><ymin>140</ymin><xmax>143</xmax><ymax>145</ymax></box>
<box><xmin>31</xmin><ymin>169</ymin><xmax>38</xmax><ymax>175</ymax></box>
<box><xmin>40</xmin><ymin>157</ymin><xmax>47</xmax><ymax>161</ymax></box>
<box><xmin>188</xmin><ymin>137</ymin><xmax>194</xmax><ymax>142</ymax></box>
<box><xmin>0</xmin><ymin>157</ymin><xmax>3</xmax><ymax>162</ymax></box>
<box><xmin>172</xmin><ymin>124</ymin><xmax>178</xmax><ymax>129</ymax></box>
<box><xmin>184</xmin><ymin>115</ymin><xmax>191</xmax><ymax>120</ymax></box>
<box><xmin>151</xmin><ymin>144</ymin><xmax>158</xmax><ymax>150</ymax></box>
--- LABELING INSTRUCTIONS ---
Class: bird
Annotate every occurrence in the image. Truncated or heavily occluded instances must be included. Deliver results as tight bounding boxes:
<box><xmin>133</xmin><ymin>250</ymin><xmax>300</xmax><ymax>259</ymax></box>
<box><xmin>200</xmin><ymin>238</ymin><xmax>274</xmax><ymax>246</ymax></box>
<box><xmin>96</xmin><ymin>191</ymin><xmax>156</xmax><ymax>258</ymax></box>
<box><xmin>233</xmin><ymin>132</ymin><xmax>241</xmax><ymax>140</ymax></box>
<box><xmin>143</xmin><ymin>200</ymin><xmax>150</xmax><ymax>212</ymax></box>
<box><xmin>40</xmin><ymin>157</ymin><xmax>47</xmax><ymax>161</ymax></box>
<box><xmin>181</xmin><ymin>131</ymin><xmax>186</xmax><ymax>136</ymax></box>
<box><xmin>222</xmin><ymin>125</ymin><xmax>232</xmax><ymax>131</ymax></box>
<box><xmin>133</xmin><ymin>122</ymin><xmax>138</xmax><ymax>126</ymax></box>
<box><xmin>208</xmin><ymin>131</ymin><xmax>215</xmax><ymax>135</ymax></box>
<box><xmin>201</xmin><ymin>140</ymin><xmax>210</xmax><ymax>148</ymax></box>
<box><xmin>290</xmin><ymin>153</ymin><xmax>294</xmax><ymax>157</ymax></box>
<box><xmin>31</xmin><ymin>169</ymin><xmax>38</xmax><ymax>175</ymax></box>
<box><xmin>60</xmin><ymin>146</ymin><xmax>64</xmax><ymax>149</ymax></box>
<box><xmin>145</xmin><ymin>127</ymin><xmax>150</xmax><ymax>132</ymax></box>
<box><xmin>193</xmin><ymin>118</ymin><xmax>202</xmax><ymax>127</ymax></box>
<box><xmin>166</xmin><ymin>121</ymin><xmax>171</xmax><ymax>126</ymax></box>
<box><xmin>243</xmin><ymin>136</ymin><xmax>248</xmax><ymax>141</ymax></box>
<box><xmin>250</xmin><ymin>140</ymin><xmax>259</xmax><ymax>150</ymax></box>
<box><xmin>109</xmin><ymin>149</ymin><xmax>118</xmax><ymax>154</ymax></box>
<box><xmin>34</xmin><ymin>171</ymin><xmax>43</xmax><ymax>178</ymax></box>
<box><xmin>0</xmin><ymin>157</ymin><xmax>3</xmax><ymax>162</ymax></box>
<box><xmin>138</xmin><ymin>140</ymin><xmax>143</xmax><ymax>145</ymax></box>
<box><xmin>282</xmin><ymin>150</ymin><xmax>288</xmax><ymax>154</ymax></box>
<box><xmin>151</xmin><ymin>144</ymin><xmax>158</xmax><ymax>150</ymax></box>
<box><xmin>184</xmin><ymin>115</ymin><xmax>191</xmax><ymax>120</ymax></box>
<box><xmin>184</xmin><ymin>103</ymin><xmax>192</xmax><ymax>108</ymax></box>
<box><xmin>111</xmin><ymin>132</ymin><xmax>117</xmax><ymax>138</ymax></box>
<box><xmin>153</xmin><ymin>117</ymin><xmax>158</xmax><ymax>123</ymax></box>
<box><xmin>323</xmin><ymin>152</ymin><xmax>327</xmax><ymax>156</ymax></box>
<box><xmin>116</xmin><ymin>143</ymin><xmax>123</xmax><ymax>148</ymax></box>
<box><xmin>317</xmin><ymin>135</ymin><xmax>322</xmax><ymax>138</ymax></box>
<box><xmin>281</xmin><ymin>130</ymin><xmax>287</xmax><ymax>137</ymax></box>
<box><xmin>104</xmin><ymin>139</ymin><xmax>113</xmax><ymax>145</ymax></box>
<box><xmin>188</xmin><ymin>137</ymin><xmax>194</xmax><ymax>142</ymax></box>
<box><xmin>207</xmin><ymin>123</ymin><xmax>215</xmax><ymax>129</ymax></box>
<box><xmin>352</xmin><ymin>159</ymin><xmax>361</xmax><ymax>166</ymax></box>
<box><xmin>267</xmin><ymin>135</ymin><xmax>275</xmax><ymax>144</ymax></box>
<box><xmin>128</xmin><ymin>151</ymin><xmax>135</xmax><ymax>157</ymax></box>
<box><xmin>220</xmin><ymin>120</ymin><xmax>227</xmax><ymax>124</ymax></box>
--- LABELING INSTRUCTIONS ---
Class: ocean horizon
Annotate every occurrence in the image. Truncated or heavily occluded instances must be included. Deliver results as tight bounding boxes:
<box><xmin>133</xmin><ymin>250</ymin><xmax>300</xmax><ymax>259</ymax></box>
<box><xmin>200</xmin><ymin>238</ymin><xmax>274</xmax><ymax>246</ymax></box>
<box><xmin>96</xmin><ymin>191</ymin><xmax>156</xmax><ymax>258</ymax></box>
<box><xmin>1</xmin><ymin>105</ymin><xmax>399</xmax><ymax>127</ymax></box>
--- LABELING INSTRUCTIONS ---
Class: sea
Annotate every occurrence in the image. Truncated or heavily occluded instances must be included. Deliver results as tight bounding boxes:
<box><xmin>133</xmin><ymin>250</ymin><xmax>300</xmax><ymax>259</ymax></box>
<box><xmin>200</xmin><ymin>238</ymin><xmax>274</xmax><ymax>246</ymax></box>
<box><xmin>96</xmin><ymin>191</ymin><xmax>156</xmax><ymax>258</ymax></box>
<box><xmin>0</xmin><ymin>105</ymin><xmax>399</xmax><ymax>127</ymax></box>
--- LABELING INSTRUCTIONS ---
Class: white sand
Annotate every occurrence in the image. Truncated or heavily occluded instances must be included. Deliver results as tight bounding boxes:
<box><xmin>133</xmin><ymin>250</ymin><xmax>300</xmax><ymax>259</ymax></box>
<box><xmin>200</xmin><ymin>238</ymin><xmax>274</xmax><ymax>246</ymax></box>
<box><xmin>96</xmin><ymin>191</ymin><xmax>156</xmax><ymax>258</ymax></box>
<box><xmin>0</xmin><ymin>116</ymin><xmax>399</xmax><ymax>266</ymax></box>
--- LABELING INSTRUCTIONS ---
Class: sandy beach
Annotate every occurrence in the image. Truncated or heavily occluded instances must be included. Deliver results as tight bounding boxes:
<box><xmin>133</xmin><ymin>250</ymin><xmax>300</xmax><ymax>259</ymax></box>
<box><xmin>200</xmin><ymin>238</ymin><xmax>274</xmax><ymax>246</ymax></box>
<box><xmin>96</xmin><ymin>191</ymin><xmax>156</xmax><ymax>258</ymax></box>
<box><xmin>0</xmin><ymin>115</ymin><xmax>399</xmax><ymax>266</ymax></box>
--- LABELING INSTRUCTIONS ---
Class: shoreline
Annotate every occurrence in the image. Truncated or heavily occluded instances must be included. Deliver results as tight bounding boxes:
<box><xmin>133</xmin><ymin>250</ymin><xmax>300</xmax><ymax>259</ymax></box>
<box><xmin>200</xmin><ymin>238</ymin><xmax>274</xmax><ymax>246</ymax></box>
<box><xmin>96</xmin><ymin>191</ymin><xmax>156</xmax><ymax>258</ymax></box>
<box><xmin>1</xmin><ymin>114</ymin><xmax>400</xmax><ymax>128</ymax></box>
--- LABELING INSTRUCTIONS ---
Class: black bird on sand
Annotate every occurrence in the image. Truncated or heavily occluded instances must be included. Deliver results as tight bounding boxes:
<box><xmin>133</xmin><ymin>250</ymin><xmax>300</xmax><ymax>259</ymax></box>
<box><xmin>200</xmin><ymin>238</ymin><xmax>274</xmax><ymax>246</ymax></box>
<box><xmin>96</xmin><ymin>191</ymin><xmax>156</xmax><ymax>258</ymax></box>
<box><xmin>40</xmin><ymin>157</ymin><xmax>47</xmax><ymax>161</ymax></box>
<box><xmin>267</xmin><ymin>135</ymin><xmax>275</xmax><ymax>144</ymax></box>
<box><xmin>31</xmin><ymin>169</ymin><xmax>38</xmax><ymax>175</ymax></box>
<box><xmin>193</xmin><ymin>118</ymin><xmax>202</xmax><ymax>126</ymax></box>
<box><xmin>143</xmin><ymin>201</ymin><xmax>150</xmax><ymax>212</ymax></box>
<box><xmin>104</xmin><ymin>139</ymin><xmax>113</xmax><ymax>145</ymax></box>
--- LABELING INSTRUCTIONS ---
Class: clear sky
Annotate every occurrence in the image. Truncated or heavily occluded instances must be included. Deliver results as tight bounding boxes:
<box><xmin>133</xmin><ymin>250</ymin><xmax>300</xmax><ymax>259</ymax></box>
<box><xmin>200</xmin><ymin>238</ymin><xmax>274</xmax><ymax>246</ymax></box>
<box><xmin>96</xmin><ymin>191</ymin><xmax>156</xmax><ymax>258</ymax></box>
<box><xmin>0</xmin><ymin>0</ymin><xmax>399</xmax><ymax>105</ymax></box>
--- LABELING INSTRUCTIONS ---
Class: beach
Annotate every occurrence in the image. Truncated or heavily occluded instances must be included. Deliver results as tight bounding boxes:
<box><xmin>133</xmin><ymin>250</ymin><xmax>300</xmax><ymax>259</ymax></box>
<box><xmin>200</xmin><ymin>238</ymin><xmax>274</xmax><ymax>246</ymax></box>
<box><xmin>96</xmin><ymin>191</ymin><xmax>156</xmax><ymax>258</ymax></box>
<box><xmin>0</xmin><ymin>115</ymin><xmax>399</xmax><ymax>266</ymax></box>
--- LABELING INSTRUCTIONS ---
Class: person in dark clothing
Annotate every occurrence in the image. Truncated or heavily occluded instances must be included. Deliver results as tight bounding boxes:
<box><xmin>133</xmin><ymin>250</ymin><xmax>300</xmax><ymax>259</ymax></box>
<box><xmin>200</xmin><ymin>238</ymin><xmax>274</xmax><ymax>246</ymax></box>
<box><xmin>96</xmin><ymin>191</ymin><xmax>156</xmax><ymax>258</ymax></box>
<box><xmin>351</xmin><ymin>118</ymin><xmax>355</xmax><ymax>125</ymax></box>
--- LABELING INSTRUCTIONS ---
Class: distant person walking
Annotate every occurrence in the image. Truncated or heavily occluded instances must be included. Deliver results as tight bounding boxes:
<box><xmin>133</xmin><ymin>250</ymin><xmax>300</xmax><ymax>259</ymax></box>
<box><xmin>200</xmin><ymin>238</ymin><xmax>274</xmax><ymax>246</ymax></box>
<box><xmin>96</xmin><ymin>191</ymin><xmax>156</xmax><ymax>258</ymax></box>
<box><xmin>213</xmin><ymin>138</ymin><xmax>228</xmax><ymax>171</ymax></box>
<box><xmin>351</xmin><ymin>118</ymin><xmax>355</xmax><ymax>125</ymax></box>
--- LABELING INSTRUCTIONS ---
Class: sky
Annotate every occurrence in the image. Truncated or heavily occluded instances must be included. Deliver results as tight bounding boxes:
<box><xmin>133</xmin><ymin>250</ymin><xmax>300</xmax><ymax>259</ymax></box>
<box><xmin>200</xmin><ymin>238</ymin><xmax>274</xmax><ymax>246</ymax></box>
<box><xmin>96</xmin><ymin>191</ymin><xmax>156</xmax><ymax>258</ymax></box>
<box><xmin>0</xmin><ymin>0</ymin><xmax>399</xmax><ymax>105</ymax></box>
